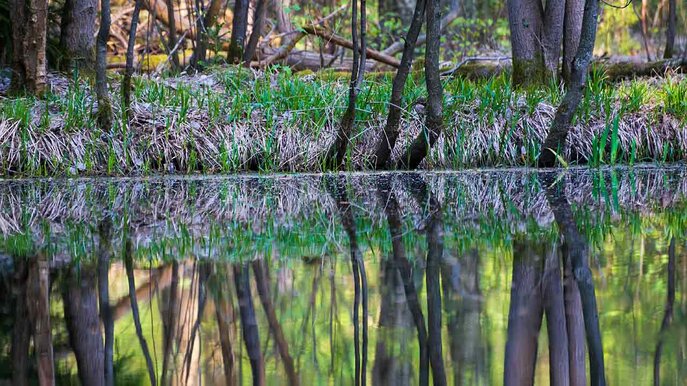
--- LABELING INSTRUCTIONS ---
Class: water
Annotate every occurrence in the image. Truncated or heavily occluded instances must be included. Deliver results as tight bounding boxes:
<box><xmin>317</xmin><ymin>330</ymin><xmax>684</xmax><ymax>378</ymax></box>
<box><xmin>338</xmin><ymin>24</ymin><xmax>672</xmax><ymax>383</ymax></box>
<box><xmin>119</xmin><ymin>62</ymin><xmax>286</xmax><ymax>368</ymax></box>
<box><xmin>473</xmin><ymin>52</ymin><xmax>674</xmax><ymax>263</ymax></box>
<box><xmin>0</xmin><ymin>167</ymin><xmax>685</xmax><ymax>386</ymax></box>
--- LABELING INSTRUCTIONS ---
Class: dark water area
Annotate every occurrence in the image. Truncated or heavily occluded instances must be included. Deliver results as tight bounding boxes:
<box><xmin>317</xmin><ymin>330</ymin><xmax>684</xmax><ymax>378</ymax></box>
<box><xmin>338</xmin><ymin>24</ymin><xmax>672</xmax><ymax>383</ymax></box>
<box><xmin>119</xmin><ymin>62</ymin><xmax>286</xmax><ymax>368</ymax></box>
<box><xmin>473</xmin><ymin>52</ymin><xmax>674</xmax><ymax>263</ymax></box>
<box><xmin>0</xmin><ymin>167</ymin><xmax>686</xmax><ymax>386</ymax></box>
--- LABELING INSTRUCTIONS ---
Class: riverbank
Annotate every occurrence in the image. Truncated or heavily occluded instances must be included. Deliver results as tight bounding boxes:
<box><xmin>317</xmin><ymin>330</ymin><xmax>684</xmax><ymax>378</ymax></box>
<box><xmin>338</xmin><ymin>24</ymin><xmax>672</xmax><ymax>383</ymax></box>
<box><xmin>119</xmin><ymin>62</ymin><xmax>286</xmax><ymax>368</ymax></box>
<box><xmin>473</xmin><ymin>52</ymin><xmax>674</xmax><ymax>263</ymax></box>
<box><xmin>1</xmin><ymin>67</ymin><xmax>686</xmax><ymax>176</ymax></box>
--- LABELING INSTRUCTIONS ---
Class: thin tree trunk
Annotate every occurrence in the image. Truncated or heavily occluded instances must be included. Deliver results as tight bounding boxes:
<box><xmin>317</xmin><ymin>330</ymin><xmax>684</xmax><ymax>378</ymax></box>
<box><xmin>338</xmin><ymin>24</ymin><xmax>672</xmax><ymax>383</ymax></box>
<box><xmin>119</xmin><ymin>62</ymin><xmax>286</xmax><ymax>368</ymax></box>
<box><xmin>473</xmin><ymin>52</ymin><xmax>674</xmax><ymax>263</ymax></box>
<box><xmin>325</xmin><ymin>0</ymin><xmax>367</xmax><ymax>169</ymax></box>
<box><xmin>95</xmin><ymin>0</ymin><xmax>113</xmax><ymax>130</ymax></box>
<box><xmin>62</xmin><ymin>265</ymin><xmax>105</xmax><ymax>386</ymax></box>
<box><xmin>542</xmin><ymin>0</ymin><xmax>565</xmax><ymax>78</ymax></box>
<box><xmin>228</xmin><ymin>0</ymin><xmax>250</xmax><ymax>63</ymax></box>
<box><xmin>9</xmin><ymin>0</ymin><xmax>48</xmax><ymax>94</ymax></box>
<box><xmin>11</xmin><ymin>258</ymin><xmax>30</xmax><ymax>386</ymax></box>
<box><xmin>123</xmin><ymin>0</ymin><xmax>142</xmax><ymax>111</ymax></box>
<box><xmin>27</xmin><ymin>254</ymin><xmax>55</xmax><ymax>386</ymax></box>
<box><xmin>243</xmin><ymin>0</ymin><xmax>266</xmax><ymax>63</ymax></box>
<box><xmin>213</xmin><ymin>264</ymin><xmax>237</xmax><ymax>386</ymax></box>
<box><xmin>541</xmin><ymin>172</ymin><xmax>606</xmax><ymax>386</ymax></box>
<box><xmin>397</xmin><ymin>0</ymin><xmax>443</xmax><ymax>170</ymax></box>
<box><xmin>124</xmin><ymin>238</ymin><xmax>157</xmax><ymax>386</ymax></box>
<box><xmin>59</xmin><ymin>0</ymin><xmax>97</xmax><ymax>72</ymax></box>
<box><xmin>97</xmin><ymin>220</ymin><xmax>115</xmax><ymax>386</ymax></box>
<box><xmin>663</xmin><ymin>0</ymin><xmax>676</xmax><ymax>58</ymax></box>
<box><xmin>233</xmin><ymin>263</ymin><xmax>266</xmax><ymax>386</ymax></box>
<box><xmin>371</xmin><ymin>0</ymin><xmax>426</xmax><ymax>169</ymax></box>
<box><xmin>165</xmin><ymin>0</ymin><xmax>180</xmax><ymax>68</ymax></box>
<box><xmin>161</xmin><ymin>261</ymin><xmax>180</xmax><ymax>384</ymax></box>
<box><xmin>653</xmin><ymin>237</ymin><xmax>676</xmax><ymax>386</ymax></box>
<box><xmin>538</xmin><ymin>0</ymin><xmax>601</xmax><ymax>167</ymax></box>
<box><xmin>252</xmin><ymin>260</ymin><xmax>299</xmax><ymax>386</ymax></box>
<box><xmin>190</xmin><ymin>0</ymin><xmax>225</xmax><ymax>70</ymax></box>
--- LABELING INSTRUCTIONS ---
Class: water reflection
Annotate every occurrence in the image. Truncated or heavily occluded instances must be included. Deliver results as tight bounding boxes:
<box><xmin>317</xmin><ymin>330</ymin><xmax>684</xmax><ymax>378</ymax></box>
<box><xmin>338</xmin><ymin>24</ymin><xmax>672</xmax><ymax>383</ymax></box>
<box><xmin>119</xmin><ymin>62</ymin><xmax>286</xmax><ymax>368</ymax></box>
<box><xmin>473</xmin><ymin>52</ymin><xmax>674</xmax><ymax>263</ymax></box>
<box><xmin>0</xmin><ymin>168</ymin><xmax>685</xmax><ymax>385</ymax></box>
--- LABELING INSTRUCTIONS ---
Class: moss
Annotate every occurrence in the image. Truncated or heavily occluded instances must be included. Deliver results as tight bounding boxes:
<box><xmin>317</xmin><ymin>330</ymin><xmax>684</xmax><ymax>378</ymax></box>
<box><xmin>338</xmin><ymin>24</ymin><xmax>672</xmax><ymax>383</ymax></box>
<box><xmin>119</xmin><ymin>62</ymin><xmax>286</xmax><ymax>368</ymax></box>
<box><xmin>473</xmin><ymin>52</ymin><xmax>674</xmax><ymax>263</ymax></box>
<box><xmin>511</xmin><ymin>57</ymin><xmax>549</xmax><ymax>89</ymax></box>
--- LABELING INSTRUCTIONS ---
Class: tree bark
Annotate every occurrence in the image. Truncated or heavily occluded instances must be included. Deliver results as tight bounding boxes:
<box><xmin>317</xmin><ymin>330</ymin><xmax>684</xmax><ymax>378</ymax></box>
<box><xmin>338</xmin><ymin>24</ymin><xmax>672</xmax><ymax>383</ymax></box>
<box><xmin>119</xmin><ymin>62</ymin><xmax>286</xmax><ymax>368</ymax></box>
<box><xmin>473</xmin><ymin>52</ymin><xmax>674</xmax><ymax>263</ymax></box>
<box><xmin>563</xmin><ymin>0</ymin><xmax>584</xmax><ymax>84</ymax></box>
<box><xmin>507</xmin><ymin>0</ymin><xmax>545</xmax><ymax>86</ymax></box>
<box><xmin>9</xmin><ymin>0</ymin><xmax>48</xmax><ymax>94</ymax></box>
<box><xmin>122</xmin><ymin>0</ymin><xmax>142</xmax><ymax>111</ymax></box>
<box><xmin>165</xmin><ymin>0</ymin><xmax>180</xmax><ymax>69</ymax></box>
<box><xmin>124</xmin><ymin>238</ymin><xmax>157</xmax><ymax>386</ymax></box>
<box><xmin>59</xmin><ymin>0</ymin><xmax>97</xmax><ymax>72</ymax></box>
<box><xmin>233</xmin><ymin>263</ymin><xmax>266</xmax><ymax>386</ymax></box>
<box><xmin>371</xmin><ymin>0</ymin><xmax>426</xmax><ymax>169</ymax></box>
<box><xmin>243</xmin><ymin>0</ymin><xmax>266</xmax><ymax>63</ymax></box>
<box><xmin>538</xmin><ymin>0</ymin><xmax>601</xmax><ymax>167</ymax></box>
<box><xmin>11</xmin><ymin>258</ymin><xmax>30</xmax><ymax>386</ymax></box>
<box><xmin>95</xmin><ymin>0</ymin><xmax>113</xmax><ymax>130</ymax></box>
<box><xmin>541</xmin><ymin>172</ymin><xmax>606</xmax><ymax>386</ymax></box>
<box><xmin>663</xmin><ymin>0</ymin><xmax>676</xmax><ymax>58</ymax></box>
<box><xmin>97</xmin><ymin>220</ymin><xmax>115</xmax><ymax>386</ymax></box>
<box><xmin>397</xmin><ymin>0</ymin><xmax>443</xmax><ymax>170</ymax></box>
<box><xmin>228</xmin><ymin>0</ymin><xmax>250</xmax><ymax>63</ymax></box>
<box><xmin>27</xmin><ymin>254</ymin><xmax>55</xmax><ymax>386</ymax></box>
<box><xmin>325</xmin><ymin>0</ymin><xmax>367</xmax><ymax>169</ymax></box>
<box><xmin>62</xmin><ymin>265</ymin><xmax>105</xmax><ymax>386</ymax></box>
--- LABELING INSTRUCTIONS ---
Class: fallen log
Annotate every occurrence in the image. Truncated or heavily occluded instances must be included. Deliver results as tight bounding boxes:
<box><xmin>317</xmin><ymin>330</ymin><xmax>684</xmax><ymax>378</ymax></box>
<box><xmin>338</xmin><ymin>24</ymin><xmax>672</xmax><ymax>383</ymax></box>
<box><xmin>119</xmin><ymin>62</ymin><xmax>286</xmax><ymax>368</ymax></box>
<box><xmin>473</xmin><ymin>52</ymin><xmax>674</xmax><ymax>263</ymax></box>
<box><xmin>301</xmin><ymin>25</ymin><xmax>401</xmax><ymax>68</ymax></box>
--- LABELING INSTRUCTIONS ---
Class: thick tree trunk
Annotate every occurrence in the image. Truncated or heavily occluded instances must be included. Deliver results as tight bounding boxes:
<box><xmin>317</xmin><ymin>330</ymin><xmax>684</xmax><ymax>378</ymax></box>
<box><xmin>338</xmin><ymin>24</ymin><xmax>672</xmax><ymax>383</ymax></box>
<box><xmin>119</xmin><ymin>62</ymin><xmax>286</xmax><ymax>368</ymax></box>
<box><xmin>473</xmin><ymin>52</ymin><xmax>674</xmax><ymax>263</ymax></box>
<box><xmin>11</xmin><ymin>259</ymin><xmax>30</xmax><ymax>386</ymax></box>
<box><xmin>542</xmin><ymin>245</ymin><xmax>570</xmax><ymax>386</ymax></box>
<box><xmin>542</xmin><ymin>0</ymin><xmax>565</xmax><ymax>77</ymax></box>
<box><xmin>538</xmin><ymin>0</ymin><xmax>601</xmax><ymax>167</ymax></box>
<box><xmin>95</xmin><ymin>0</ymin><xmax>113</xmax><ymax>130</ymax></box>
<box><xmin>371</xmin><ymin>0</ymin><xmax>426</xmax><ymax>169</ymax></box>
<box><xmin>27</xmin><ymin>254</ymin><xmax>55</xmax><ymax>386</ymax></box>
<box><xmin>59</xmin><ymin>0</ymin><xmax>97</xmax><ymax>72</ymax></box>
<box><xmin>663</xmin><ymin>0</ymin><xmax>676</xmax><ymax>58</ymax></box>
<box><xmin>165</xmin><ymin>0</ymin><xmax>180</xmax><ymax>69</ymax></box>
<box><xmin>562</xmin><ymin>244</ymin><xmax>587</xmax><ymax>386</ymax></box>
<box><xmin>541</xmin><ymin>172</ymin><xmax>606</xmax><ymax>386</ymax></box>
<box><xmin>563</xmin><ymin>0</ymin><xmax>584</xmax><ymax>84</ymax></box>
<box><xmin>62</xmin><ymin>265</ymin><xmax>105</xmax><ymax>386</ymax></box>
<box><xmin>397</xmin><ymin>0</ymin><xmax>443</xmax><ymax>170</ymax></box>
<box><xmin>9</xmin><ymin>0</ymin><xmax>48</xmax><ymax>94</ymax></box>
<box><xmin>504</xmin><ymin>241</ymin><xmax>544</xmax><ymax>386</ymax></box>
<box><xmin>507</xmin><ymin>0</ymin><xmax>545</xmax><ymax>86</ymax></box>
<box><xmin>228</xmin><ymin>0</ymin><xmax>250</xmax><ymax>63</ymax></box>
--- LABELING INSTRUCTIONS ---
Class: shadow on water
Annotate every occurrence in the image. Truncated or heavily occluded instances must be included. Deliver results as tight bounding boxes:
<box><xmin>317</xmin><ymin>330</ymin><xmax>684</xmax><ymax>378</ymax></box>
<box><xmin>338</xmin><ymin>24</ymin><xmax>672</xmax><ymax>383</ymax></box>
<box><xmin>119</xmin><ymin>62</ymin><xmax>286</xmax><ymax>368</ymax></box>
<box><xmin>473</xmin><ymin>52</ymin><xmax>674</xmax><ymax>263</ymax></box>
<box><xmin>0</xmin><ymin>167</ymin><xmax>686</xmax><ymax>385</ymax></box>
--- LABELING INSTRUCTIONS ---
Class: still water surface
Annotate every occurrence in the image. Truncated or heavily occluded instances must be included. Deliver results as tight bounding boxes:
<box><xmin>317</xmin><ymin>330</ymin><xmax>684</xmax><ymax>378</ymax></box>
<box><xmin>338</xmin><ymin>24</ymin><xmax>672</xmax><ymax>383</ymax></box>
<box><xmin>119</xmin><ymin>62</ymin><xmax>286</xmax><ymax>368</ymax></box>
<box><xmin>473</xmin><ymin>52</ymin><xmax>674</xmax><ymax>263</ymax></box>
<box><xmin>0</xmin><ymin>168</ymin><xmax>686</xmax><ymax>385</ymax></box>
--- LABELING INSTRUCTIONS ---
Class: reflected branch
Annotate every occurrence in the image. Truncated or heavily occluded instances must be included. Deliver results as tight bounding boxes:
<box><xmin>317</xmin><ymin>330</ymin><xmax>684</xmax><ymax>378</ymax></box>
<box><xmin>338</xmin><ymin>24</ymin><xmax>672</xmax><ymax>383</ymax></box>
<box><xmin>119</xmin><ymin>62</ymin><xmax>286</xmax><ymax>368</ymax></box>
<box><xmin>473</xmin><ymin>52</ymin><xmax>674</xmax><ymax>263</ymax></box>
<box><xmin>124</xmin><ymin>237</ymin><xmax>157</xmax><ymax>386</ymax></box>
<box><xmin>653</xmin><ymin>237</ymin><xmax>676</xmax><ymax>386</ymax></box>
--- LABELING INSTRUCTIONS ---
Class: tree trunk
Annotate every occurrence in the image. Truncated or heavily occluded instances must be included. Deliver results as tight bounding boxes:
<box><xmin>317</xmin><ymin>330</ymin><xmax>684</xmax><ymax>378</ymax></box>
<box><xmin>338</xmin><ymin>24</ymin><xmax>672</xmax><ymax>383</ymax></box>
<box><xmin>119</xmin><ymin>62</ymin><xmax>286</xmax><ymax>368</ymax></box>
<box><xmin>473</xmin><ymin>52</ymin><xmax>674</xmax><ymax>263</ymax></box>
<box><xmin>95</xmin><ymin>0</ymin><xmax>112</xmax><ymax>131</ymax></box>
<box><xmin>212</xmin><ymin>263</ymin><xmax>237</xmax><ymax>386</ymax></box>
<box><xmin>538</xmin><ymin>0</ymin><xmax>601</xmax><ymax>167</ymax></box>
<box><xmin>541</xmin><ymin>172</ymin><xmax>606</xmax><ymax>386</ymax></box>
<box><xmin>233</xmin><ymin>263</ymin><xmax>266</xmax><ymax>386</ymax></box>
<box><xmin>122</xmin><ymin>0</ymin><xmax>142</xmax><ymax>111</ymax></box>
<box><xmin>507</xmin><ymin>0</ymin><xmax>545</xmax><ymax>86</ymax></box>
<box><xmin>371</xmin><ymin>0</ymin><xmax>426</xmax><ymax>169</ymax></box>
<box><xmin>97</xmin><ymin>220</ymin><xmax>115</xmax><ymax>386</ymax></box>
<box><xmin>542</xmin><ymin>245</ymin><xmax>570</xmax><ymax>386</ymax></box>
<box><xmin>124</xmin><ymin>238</ymin><xmax>157</xmax><ymax>386</ymax></box>
<box><xmin>563</xmin><ymin>0</ymin><xmax>584</xmax><ymax>84</ymax></box>
<box><xmin>27</xmin><ymin>254</ymin><xmax>55</xmax><ymax>386</ymax></box>
<box><xmin>562</xmin><ymin>243</ymin><xmax>587</xmax><ymax>386</ymax></box>
<box><xmin>542</xmin><ymin>0</ymin><xmax>565</xmax><ymax>77</ymax></box>
<box><xmin>165</xmin><ymin>0</ymin><xmax>180</xmax><ymax>69</ymax></box>
<box><xmin>62</xmin><ymin>265</ymin><xmax>105</xmax><ymax>386</ymax></box>
<box><xmin>228</xmin><ymin>0</ymin><xmax>250</xmax><ymax>63</ymax></box>
<box><xmin>190</xmin><ymin>0</ymin><xmax>225</xmax><ymax>70</ymax></box>
<box><xmin>243</xmin><ymin>0</ymin><xmax>266</xmax><ymax>63</ymax></box>
<box><xmin>11</xmin><ymin>259</ymin><xmax>30</xmax><ymax>386</ymax></box>
<box><xmin>397</xmin><ymin>0</ymin><xmax>443</xmax><ymax>170</ymax></box>
<box><xmin>663</xmin><ymin>0</ymin><xmax>676</xmax><ymax>58</ymax></box>
<box><xmin>59</xmin><ymin>0</ymin><xmax>97</xmax><ymax>72</ymax></box>
<box><xmin>504</xmin><ymin>241</ymin><xmax>544</xmax><ymax>386</ymax></box>
<box><xmin>252</xmin><ymin>260</ymin><xmax>299</xmax><ymax>386</ymax></box>
<box><xmin>161</xmin><ymin>261</ymin><xmax>180</xmax><ymax>384</ymax></box>
<box><xmin>9</xmin><ymin>0</ymin><xmax>48</xmax><ymax>94</ymax></box>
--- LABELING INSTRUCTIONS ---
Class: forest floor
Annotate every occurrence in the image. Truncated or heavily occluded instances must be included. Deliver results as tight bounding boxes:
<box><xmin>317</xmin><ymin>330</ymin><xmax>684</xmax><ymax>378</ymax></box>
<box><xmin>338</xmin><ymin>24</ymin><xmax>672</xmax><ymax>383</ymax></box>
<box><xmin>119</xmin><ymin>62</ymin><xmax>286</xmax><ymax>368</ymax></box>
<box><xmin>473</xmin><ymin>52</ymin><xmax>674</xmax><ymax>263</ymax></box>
<box><xmin>0</xmin><ymin>66</ymin><xmax>686</xmax><ymax>176</ymax></box>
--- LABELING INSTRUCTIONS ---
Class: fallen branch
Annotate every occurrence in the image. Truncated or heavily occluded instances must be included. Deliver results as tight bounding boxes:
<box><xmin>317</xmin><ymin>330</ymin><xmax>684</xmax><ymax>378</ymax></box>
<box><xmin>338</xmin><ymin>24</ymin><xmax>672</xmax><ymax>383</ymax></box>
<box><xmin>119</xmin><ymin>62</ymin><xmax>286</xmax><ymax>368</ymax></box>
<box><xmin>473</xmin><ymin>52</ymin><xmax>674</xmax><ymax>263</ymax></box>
<box><xmin>302</xmin><ymin>25</ymin><xmax>400</xmax><ymax>68</ymax></box>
